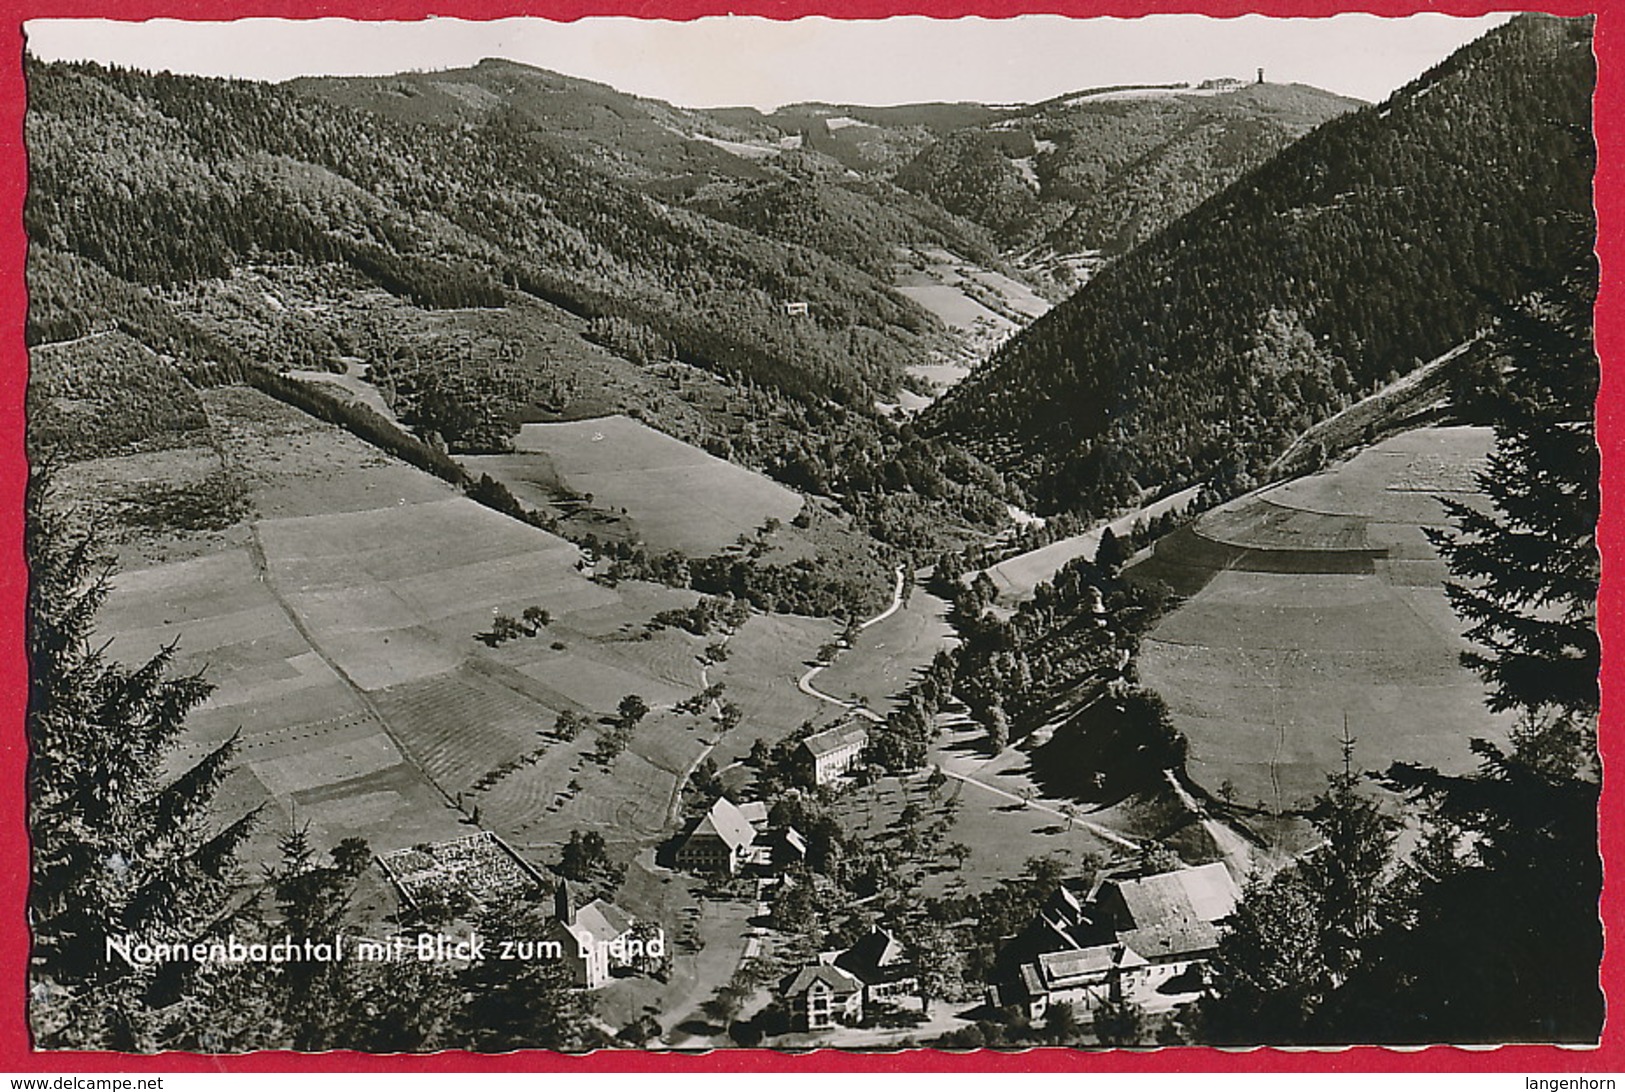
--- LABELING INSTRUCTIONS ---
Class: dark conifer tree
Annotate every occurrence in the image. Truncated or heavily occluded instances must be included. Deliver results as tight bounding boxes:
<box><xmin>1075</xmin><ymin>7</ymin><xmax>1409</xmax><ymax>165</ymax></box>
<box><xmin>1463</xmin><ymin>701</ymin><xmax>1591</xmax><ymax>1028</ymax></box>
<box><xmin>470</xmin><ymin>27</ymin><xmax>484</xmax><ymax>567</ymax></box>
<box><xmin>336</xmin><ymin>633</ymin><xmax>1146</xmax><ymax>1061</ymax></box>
<box><xmin>26</xmin><ymin>465</ymin><xmax>260</xmax><ymax>1048</ymax></box>
<box><xmin>1426</xmin><ymin>259</ymin><xmax>1600</xmax><ymax>719</ymax></box>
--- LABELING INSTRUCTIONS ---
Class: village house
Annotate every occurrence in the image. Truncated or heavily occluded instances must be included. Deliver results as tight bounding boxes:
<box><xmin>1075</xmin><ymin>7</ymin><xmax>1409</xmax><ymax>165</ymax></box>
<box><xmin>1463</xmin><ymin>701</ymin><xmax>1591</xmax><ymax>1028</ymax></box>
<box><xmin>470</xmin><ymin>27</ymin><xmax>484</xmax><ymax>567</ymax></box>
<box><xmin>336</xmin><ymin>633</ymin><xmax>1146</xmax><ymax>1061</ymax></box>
<box><xmin>776</xmin><ymin>926</ymin><xmax>920</xmax><ymax>1034</ymax></box>
<box><xmin>780</xmin><ymin>963</ymin><xmax>866</xmax><ymax>1031</ymax></box>
<box><xmin>988</xmin><ymin>861</ymin><xmax>1240</xmax><ymax>1020</ymax></box>
<box><xmin>827</xmin><ymin>927</ymin><xmax>919</xmax><ymax>1007</ymax></box>
<box><xmin>674</xmin><ymin>796</ymin><xmax>769</xmax><ymax>875</ymax></box>
<box><xmin>544</xmin><ymin>880</ymin><xmax>637</xmax><ymax>990</ymax></box>
<box><xmin>798</xmin><ymin>721</ymin><xmax>869</xmax><ymax>786</ymax></box>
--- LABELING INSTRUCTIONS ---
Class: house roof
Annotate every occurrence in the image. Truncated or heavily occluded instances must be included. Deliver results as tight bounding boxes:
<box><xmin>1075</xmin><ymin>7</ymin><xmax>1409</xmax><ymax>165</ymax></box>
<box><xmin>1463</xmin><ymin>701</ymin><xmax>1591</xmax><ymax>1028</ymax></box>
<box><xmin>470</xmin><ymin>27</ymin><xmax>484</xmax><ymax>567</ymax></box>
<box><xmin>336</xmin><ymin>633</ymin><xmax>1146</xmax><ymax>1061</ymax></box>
<box><xmin>1106</xmin><ymin>862</ymin><xmax>1240</xmax><ymax>930</ymax></box>
<box><xmin>769</xmin><ymin>825</ymin><xmax>808</xmax><ymax>857</ymax></box>
<box><xmin>834</xmin><ymin>928</ymin><xmax>910</xmax><ymax>984</ymax></box>
<box><xmin>1036</xmin><ymin>944</ymin><xmax>1148</xmax><ymax>987</ymax></box>
<box><xmin>1120</xmin><ymin>918</ymin><xmax>1220</xmax><ymax>962</ymax></box>
<box><xmin>783</xmin><ymin>963</ymin><xmax>865</xmax><ymax>997</ymax></box>
<box><xmin>688</xmin><ymin>796</ymin><xmax>761</xmax><ymax>854</ymax></box>
<box><xmin>801</xmin><ymin>721</ymin><xmax>870</xmax><ymax>759</ymax></box>
<box><xmin>737</xmin><ymin>800</ymin><xmax>770</xmax><ymax>826</ymax></box>
<box><xmin>576</xmin><ymin>897</ymin><xmax>635</xmax><ymax>940</ymax></box>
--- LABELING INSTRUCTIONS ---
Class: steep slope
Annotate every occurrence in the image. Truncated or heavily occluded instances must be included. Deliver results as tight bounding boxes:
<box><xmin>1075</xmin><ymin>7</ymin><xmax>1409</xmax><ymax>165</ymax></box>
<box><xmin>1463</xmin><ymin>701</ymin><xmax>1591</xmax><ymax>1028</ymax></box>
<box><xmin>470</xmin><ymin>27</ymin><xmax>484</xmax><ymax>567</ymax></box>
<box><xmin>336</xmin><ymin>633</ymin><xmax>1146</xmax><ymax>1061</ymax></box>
<box><xmin>25</xmin><ymin>58</ymin><xmax>934</xmax><ymax>410</ymax></box>
<box><xmin>25</xmin><ymin>60</ymin><xmax>1024</xmax><ymax>561</ymax></box>
<box><xmin>924</xmin><ymin>14</ymin><xmax>1594</xmax><ymax>515</ymax></box>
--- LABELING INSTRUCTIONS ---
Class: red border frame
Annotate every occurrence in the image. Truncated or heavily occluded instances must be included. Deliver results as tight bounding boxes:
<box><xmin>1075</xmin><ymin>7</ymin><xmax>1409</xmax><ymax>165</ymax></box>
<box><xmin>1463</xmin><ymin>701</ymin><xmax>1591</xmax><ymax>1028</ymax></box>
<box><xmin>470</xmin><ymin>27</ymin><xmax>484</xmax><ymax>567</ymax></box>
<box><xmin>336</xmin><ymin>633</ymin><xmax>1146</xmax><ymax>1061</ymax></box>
<box><xmin>0</xmin><ymin>0</ymin><xmax>1616</xmax><ymax>1072</ymax></box>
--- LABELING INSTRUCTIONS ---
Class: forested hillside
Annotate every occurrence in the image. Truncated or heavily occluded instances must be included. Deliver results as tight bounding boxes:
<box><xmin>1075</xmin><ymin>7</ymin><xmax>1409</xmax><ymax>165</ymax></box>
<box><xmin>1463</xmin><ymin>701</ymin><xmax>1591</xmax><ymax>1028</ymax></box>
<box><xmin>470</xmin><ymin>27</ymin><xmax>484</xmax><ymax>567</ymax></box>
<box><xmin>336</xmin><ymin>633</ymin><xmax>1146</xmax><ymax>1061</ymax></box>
<box><xmin>892</xmin><ymin>81</ymin><xmax>1360</xmax><ymax>255</ymax></box>
<box><xmin>25</xmin><ymin>57</ymin><xmax>1038</xmax><ymax>559</ymax></box>
<box><xmin>25</xmin><ymin>58</ymin><xmax>933</xmax><ymax>409</ymax></box>
<box><xmin>925</xmin><ymin>14</ymin><xmax>1595</xmax><ymax>515</ymax></box>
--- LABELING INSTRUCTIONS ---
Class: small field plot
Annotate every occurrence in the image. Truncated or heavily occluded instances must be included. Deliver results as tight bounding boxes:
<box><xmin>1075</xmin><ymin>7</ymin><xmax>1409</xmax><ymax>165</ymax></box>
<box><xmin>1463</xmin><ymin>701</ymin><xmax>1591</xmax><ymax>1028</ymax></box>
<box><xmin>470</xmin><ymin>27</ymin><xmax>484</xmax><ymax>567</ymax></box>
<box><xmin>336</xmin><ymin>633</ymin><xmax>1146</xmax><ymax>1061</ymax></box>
<box><xmin>894</xmin><ymin>284</ymin><xmax>1004</xmax><ymax>331</ymax></box>
<box><xmin>203</xmin><ymin>385</ymin><xmax>455</xmax><ymax>519</ymax></box>
<box><xmin>983</xmin><ymin>485</ymin><xmax>1203</xmax><ymax>603</ymax></box>
<box><xmin>505</xmin><ymin>647</ymin><xmax>691</xmax><ymax>715</ymax></box>
<box><xmin>372</xmin><ymin>667</ymin><xmax>557</xmax><ymax>795</ymax></box>
<box><xmin>503</xmin><ymin>416</ymin><xmax>803</xmax><ymax>554</ymax></box>
<box><xmin>814</xmin><ymin>587</ymin><xmax>955</xmax><ymax>716</ymax></box>
<box><xmin>255</xmin><ymin>495</ymin><xmax>619</xmax><ymax>691</ymax></box>
<box><xmin>55</xmin><ymin>442</ymin><xmax>249</xmax><ymax>570</ymax></box>
<box><xmin>98</xmin><ymin>547</ymin><xmax>365</xmax><ymax>753</ymax></box>
<box><xmin>895</xmin><ymin>247</ymin><xmax>1050</xmax><ymax>331</ymax></box>
<box><xmin>708</xmin><ymin>613</ymin><xmax>836</xmax><ymax>764</ymax></box>
<box><xmin>485</xmin><ymin>741</ymin><xmax>678</xmax><ymax>844</ymax></box>
<box><xmin>1131</xmin><ymin>426</ymin><xmax>1509</xmax><ymax>814</ymax></box>
<box><xmin>95</xmin><ymin>543</ymin><xmax>465</xmax><ymax>865</ymax></box>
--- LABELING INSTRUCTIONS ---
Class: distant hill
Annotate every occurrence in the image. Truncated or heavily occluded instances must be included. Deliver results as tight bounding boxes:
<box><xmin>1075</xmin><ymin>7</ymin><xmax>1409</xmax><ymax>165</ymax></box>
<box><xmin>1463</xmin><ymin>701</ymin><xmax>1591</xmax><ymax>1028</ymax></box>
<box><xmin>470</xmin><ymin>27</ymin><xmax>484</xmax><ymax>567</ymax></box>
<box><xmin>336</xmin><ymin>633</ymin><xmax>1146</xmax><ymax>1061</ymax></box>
<box><xmin>290</xmin><ymin>58</ymin><xmax>785</xmax><ymax>193</ymax></box>
<box><xmin>923</xmin><ymin>14</ymin><xmax>1595</xmax><ymax>515</ymax></box>
<box><xmin>892</xmin><ymin>80</ymin><xmax>1362</xmax><ymax>255</ymax></box>
<box><xmin>291</xmin><ymin>60</ymin><xmax>1358</xmax><ymax>270</ymax></box>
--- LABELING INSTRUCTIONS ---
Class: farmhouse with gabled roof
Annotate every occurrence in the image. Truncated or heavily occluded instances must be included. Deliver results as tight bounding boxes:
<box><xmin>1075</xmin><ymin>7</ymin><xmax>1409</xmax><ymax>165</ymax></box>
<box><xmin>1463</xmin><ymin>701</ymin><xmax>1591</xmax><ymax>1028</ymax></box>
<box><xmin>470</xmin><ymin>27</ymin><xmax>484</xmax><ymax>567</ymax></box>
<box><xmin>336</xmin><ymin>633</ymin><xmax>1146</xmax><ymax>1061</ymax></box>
<box><xmin>780</xmin><ymin>962</ymin><xmax>865</xmax><ymax>1031</ymax></box>
<box><xmin>675</xmin><ymin>796</ymin><xmax>766</xmax><ymax>875</ymax></box>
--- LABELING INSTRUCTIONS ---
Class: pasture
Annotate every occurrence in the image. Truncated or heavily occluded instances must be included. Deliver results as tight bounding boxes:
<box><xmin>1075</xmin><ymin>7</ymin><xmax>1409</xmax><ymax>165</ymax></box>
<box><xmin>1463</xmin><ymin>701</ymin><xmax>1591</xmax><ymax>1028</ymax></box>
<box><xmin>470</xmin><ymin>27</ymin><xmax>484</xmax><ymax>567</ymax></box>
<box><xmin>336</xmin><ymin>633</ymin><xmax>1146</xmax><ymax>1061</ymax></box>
<box><xmin>707</xmin><ymin>612</ymin><xmax>840</xmax><ymax>764</ymax></box>
<box><xmin>981</xmin><ymin>484</ymin><xmax>1204</xmax><ymax>603</ymax></box>
<box><xmin>56</xmin><ymin>441</ymin><xmax>249</xmax><ymax>569</ymax></box>
<box><xmin>1132</xmin><ymin>426</ymin><xmax>1508</xmax><ymax>812</ymax></box>
<box><xmin>95</xmin><ymin>542</ymin><xmax>469</xmax><ymax>860</ymax></box>
<box><xmin>894</xmin><ymin>247</ymin><xmax>1050</xmax><ymax>333</ymax></box>
<box><xmin>485</xmin><ymin>415</ymin><xmax>804</xmax><ymax>554</ymax></box>
<box><xmin>813</xmin><ymin>586</ymin><xmax>955</xmax><ymax>716</ymax></box>
<box><xmin>838</xmin><ymin>717</ymin><xmax>1127</xmax><ymax>899</ymax></box>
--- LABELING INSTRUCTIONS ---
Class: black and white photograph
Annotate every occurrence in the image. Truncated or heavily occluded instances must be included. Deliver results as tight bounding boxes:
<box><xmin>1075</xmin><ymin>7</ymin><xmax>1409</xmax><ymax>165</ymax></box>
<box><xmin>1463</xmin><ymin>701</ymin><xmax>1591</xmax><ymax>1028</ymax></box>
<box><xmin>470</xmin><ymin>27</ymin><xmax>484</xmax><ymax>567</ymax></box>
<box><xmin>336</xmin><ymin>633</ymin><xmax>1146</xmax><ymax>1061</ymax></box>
<box><xmin>19</xmin><ymin>10</ymin><xmax>1602</xmax><ymax>1054</ymax></box>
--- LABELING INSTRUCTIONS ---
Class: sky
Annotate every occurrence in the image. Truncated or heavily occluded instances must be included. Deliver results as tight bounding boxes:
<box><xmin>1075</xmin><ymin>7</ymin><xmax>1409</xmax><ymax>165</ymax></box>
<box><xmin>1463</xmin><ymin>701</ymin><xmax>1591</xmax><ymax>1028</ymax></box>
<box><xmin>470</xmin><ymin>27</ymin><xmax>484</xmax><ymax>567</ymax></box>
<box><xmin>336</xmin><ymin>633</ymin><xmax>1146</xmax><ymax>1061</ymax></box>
<box><xmin>24</xmin><ymin>13</ymin><xmax>1515</xmax><ymax>110</ymax></box>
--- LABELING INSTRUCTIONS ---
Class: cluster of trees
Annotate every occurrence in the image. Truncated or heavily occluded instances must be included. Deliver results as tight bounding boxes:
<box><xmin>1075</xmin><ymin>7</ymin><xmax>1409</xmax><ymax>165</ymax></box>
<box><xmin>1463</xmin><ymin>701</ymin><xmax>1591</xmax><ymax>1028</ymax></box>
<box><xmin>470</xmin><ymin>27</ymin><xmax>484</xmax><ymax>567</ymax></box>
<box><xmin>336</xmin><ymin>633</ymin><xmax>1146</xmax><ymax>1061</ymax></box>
<box><xmin>555</xmin><ymin>829</ymin><xmax>627</xmax><ymax>901</ymax></box>
<box><xmin>482</xmin><ymin>605</ymin><xmax>552</xmax><ymax>647</ymax></box>
<box><xmin>597</xmin><ymin>539</ymin><xmax>886</xmax><ymax>620</ymax></box>
<box><xmin>591</xmin><ymin>694</ymin><xmax>651</xmax><ymax>766</ymax></box>
<box><xmin>866</xmin><ymin>650</ymin><xmax>960</xmax><ymax>772</ymax></box>
<box><xmin>867</xmin><ymin>538</ymin><xmax>1173</xmax><ymax>777</ymax></box>
<box><xmin>645</xmin><ymin>594</ymin><xmax>752</xmax><ymax>637</ymax></box>
<box><xmin>927</xmin><ymin>15</ymin><xmax>1596</xmax><ymax>515</ymax></box>
<box><xmin>394</xmin><ymin>360</ymin><xmax>530</xmax><ymax>454</ymax></box>
<box><xmin>26</xmin><ymin>332</ymin><xmax>211</xmax><ymax>460</ymax></box>
<box><xmin>689</xmin><ymin>174</ymin><xmax>1002</xmax><ymax>279</ymax></box>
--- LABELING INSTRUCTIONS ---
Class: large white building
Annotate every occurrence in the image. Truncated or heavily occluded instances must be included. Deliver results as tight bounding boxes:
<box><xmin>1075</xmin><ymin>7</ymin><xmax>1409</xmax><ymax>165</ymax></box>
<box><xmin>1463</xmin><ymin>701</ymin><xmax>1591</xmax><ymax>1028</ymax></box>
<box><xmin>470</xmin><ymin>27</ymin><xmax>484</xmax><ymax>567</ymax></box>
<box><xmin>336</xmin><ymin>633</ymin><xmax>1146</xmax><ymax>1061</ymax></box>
<box><xmin>798</xmin><ymin>721</ymin><xmax>869</xmax><ymax>785</ymax></box>
<box><xmin>674</xmin><ymin>796</ymin><xmax>769</xmax><ymax>875</ymax></box>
